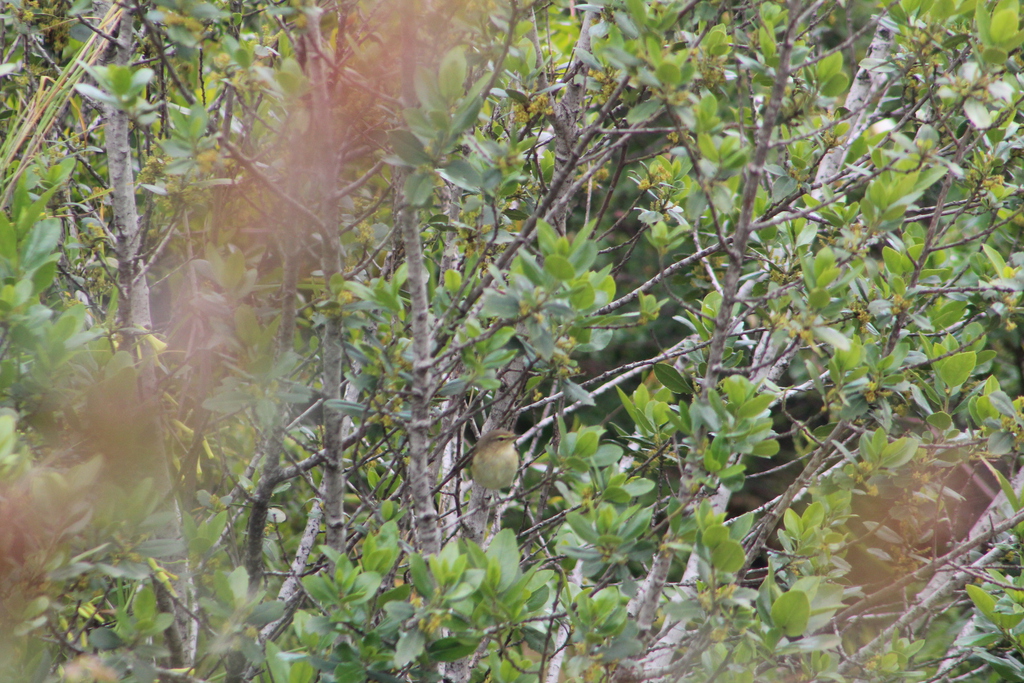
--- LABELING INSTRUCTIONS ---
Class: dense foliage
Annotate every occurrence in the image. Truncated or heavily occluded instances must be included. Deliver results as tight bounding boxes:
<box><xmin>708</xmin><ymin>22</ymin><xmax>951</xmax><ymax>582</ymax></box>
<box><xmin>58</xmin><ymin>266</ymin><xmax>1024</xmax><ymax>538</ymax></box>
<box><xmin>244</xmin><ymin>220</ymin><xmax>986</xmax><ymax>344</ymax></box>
<box><xmin>7</xmin><ymin>0</ymin><xmax>1024</xmax><ymax>680</ymax></box>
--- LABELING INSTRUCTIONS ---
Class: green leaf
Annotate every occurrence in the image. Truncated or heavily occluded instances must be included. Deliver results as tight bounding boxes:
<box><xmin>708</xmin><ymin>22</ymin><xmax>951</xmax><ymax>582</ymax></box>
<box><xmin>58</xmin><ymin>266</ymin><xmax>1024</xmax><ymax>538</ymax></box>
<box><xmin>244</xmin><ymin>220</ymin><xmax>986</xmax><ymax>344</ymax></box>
<box><xmin>603</xmin><ymin>486</ymin><xmax>630</xmax><ymax>504</ymax></box>
<box><xmin>991</xmin><ymin>8</ymin><xmax>1020</xmax><ymax>45</ymax></box>
<box><xmin>992</xmin><ymin>465</ymin><xmax>1022</xmax><ymax>512</ymax></box>
<box><xmin>750</xmin><ymin>439</ymin><xmax>780</xmax><ymax>457</ymax></box>
<box><xmin>983</xmin><ymin>243</ymin><xmax>1008</xmax><ymax>273</ymax></box>
<box><xmin>973</xmin><ymin>651</ymin><xmax>1024</xmax><ymax>681</ymax></box>
<box><xmin>704</xmin><ymin>434</ymin><xmax>729</xmax><ymax>472</ymax></box>
<box><xmin>0</xmin><ymin>214</ymin><xmax>15</xmax><ymax>262</ymax></box>
<box><xmin>409</xmin><ymin>553</ymin><xmax>434</xmax><ymax>599</ymax></box>
<box><xmin>20</xmin><ymin>218</ymin><xmax>60</xmax><ymax>274</ymax></box>
<box><xmin>807</xmin><ymin>287</ymin><xmax>830</xmax><ymax>309</ymax></box>
<box><xmin>247</xmin><ymin>600</ymin><xmax>285</xmax><ymax>626</ymax></box>
<box><xmin>914</xmin><ymin>165</ymin><xmax>947</xmax><ymax>193</ymax></box>
<box><xmin>394</xmin><ymin>629</ymin><xmax>425</xmax><ymax>667</ymax></box>
<box><xmin>926</xmin><ymin>412</ymin><xmax>952</xmax><ymax>431</ymax></box>
<box><xmin>966</xmin><ymin>584</ymin><xmax>1024</xmax><ymax>629</ymax></box>
<box><xmin>989</xmin><ymin>430</ymin><xmax>1014</xmax><ymax>455</ymax></box>
<box><xmin>626</xmin><ymin>0</ymin><xmax>647</xmax><ymax>26</ymax></box>
<box><xmin>966</xmin><ymin>583</ymin><xmax>996</xmax><ymax>619</ymax></box>
<box><xmin>776</xmin><ymin>634</ymin><xmax>842</xmax><ymax>654</ymax></box>
<box><xmin>486</xmin><ymin>529</ymin><xmax>521</xmax><ymax>591</ymax></box>
<box><xmin>623</xmin><ymin>478</ymin><xmax>655</xmax><ymax>497</ymax></box>
<box><xmin>569</xmin><ymin>281</ymin><xmax>596</xmax><ymax>309</ymax></box>
<box><xmin>977</xmin><ymin>0</ymin><xmax>994</xmax><ymax>45</ymax></box>
<box><xmin>481</xmin><ymin>291</ymin><xmax>521</xmax><ymax>319</ymax></box>
<box><xmin>983</xmin><ymin>46</ymin><xmax>1010</xmax><ymax>63</ymax></box>
<box><xmin>75</xmin><ymin>82</ymin><xmax>119</xmax><ymax>106</ymax></box>
<box><xmin>133</xmin><ymin>586</ymin><xmax>157</xmax><ymax>620</ymax></box>
<box><xmin>938</xmin><ymin>352</ymin><xmax>976</xmax><ymax>388</ymax></box>
<box><xmin>771</xmin><ymin>590</ymin><xmax>810</xmax><ymax>637</ymax></box>
<box><xmin>413</xmin><ymin>66</ymin><xmax>444</xmax><ymax>110</ymax></box>
<box><xmin>617</xmin><ymin>386</ymin><xmax>654</xmax><ymax>433</ymax></box>
<box><xmin>566</xmin><ymin>512</ymin><xmax>600</xmax><ymax>544</ymax></box>
<box><xmin>703</xmin><ymin>524</ymin><xmax>729</xmax><ymax>549</ymax></box>
<box><xmin>820</xmin><ymin>72</ymin><xmax>849</xmax><ymax>97</ymax></box>
<box><xmin>710</xmin><ymin>539</ymin><xmax>745</xmax><ymax>573</ymax></box>
<box><xmin>544</xmin><ymin>254</ymin><xmax>575</xmax><ymax>281</ymax></box>
<box><xmin>428</xmin><ymin>637</ymin><xmax>480</xmax><ymax>662</ymax></box>
<box><xmin>88</xmin><ymin>628</ymin><xmax>124</xmax><ymax>650</ymax></box>
<box><xmin>654</xmin><ymin>363</ymin><xmax>688</xmax><ymax>393</ymax></box>
<box><xmin>813</xmin><ymin>326</ymin><xmax>850</xmax><ymax>351</ymax></box>
<box><xmin>880</xmin><ymin>436</ymin><xmax>919</xmax><ymax>469</ymax></box>
<box><xmin>737</xmin><ymin>394</ymin><xmax>774</xmax><ymax>419</ymax></box>
<box><xmin>404</xmin><ymin>172</ymin><xmax>435</xmax><ymax>207</ymax></box>
<box><xmin>264</xmin><ymin>642</ymin><xmax>290</xmax><ymax>683</ymax></box>
<box><xmin>627</xmin><ymin>102</ymin><xmax>666</xmax><ymax>129</ymax></box>
<box><xmin>450</xmin><ymin>97</ymin><xmax>482</xmax><ymax>136</ymax></box>
<box><xmin>438</xmin><ymin>47</ymin><xmax>467</xmax><ymax>101</ymax></box>
<box><xmin>882</xmin><ymin>246</ymin><xmax>905</xmax><ymax>275</ymax></box>
<box><xmin>818</xmin><ymin>52</ymin><xmax>843</xmax><ymax>81</ymax></box>
<box><xmin>563</xmin><ymin>379</ymin><xmax>595</xmax><ymax>406</ymax></box>
<box><xmin>441</xmin><ymin>159</ymin><xmax>481</xmax><ymax>191</ymax></box>
<box><xmin>443</xmin><ymin>269</ymin><xmax>462</xmax><ymax>292</ymax></box>
<box><xmin>964</xmin><ymin>99</ymin><xmax>992</xmax><ymax>128</ymax></box>
<box><xmin>669</xmin><ymin>402</ymin><xmax>693</xmax><ymax>435</ymax></box>
<box><xmin>655</xmin><ymin>62</ymin><xmax>681</xmax><ymax>85</ymax></box>
<box><xmin>227</xmin><ymin>566</ymin><xmax>249</xmax><ymax>604</ymax></box>
<box><xmin>388</xmin><ymin>130</ymin><xmax>433</xmax><ymax>166</ymax></box>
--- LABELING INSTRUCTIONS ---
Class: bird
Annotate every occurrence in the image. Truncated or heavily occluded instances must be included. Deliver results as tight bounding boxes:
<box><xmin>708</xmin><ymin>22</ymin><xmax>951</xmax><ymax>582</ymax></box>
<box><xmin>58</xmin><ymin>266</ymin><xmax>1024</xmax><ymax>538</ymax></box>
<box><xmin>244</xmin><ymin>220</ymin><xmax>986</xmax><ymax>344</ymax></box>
<box><xmin>470</xmin><ymin>429</ymin><xmax>519</xmax><ymax>490</ymax></box>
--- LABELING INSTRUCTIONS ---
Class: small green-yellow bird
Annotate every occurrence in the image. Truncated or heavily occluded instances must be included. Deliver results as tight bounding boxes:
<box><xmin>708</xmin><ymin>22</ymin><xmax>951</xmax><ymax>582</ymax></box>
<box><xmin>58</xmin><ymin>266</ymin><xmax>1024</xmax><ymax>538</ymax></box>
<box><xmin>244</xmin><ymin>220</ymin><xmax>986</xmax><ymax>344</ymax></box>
<box><xmin>471</xmin><ymin>429</ymin><xmax>519</xmax><ymax>490</ymax></box>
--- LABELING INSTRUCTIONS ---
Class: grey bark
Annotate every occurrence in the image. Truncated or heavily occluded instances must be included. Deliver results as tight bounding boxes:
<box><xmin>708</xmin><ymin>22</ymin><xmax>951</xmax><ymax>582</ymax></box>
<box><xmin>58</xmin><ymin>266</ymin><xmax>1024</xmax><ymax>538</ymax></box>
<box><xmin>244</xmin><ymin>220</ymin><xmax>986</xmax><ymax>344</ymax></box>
<box><xmin>98</xmin><ymin>1</ymin><xmax>189</xmax><ymax>668</ymax></box>
<box><xmin>548</xmin><ymin>11</ymin><xmax>595</xmax><ymax>233</ymax></box>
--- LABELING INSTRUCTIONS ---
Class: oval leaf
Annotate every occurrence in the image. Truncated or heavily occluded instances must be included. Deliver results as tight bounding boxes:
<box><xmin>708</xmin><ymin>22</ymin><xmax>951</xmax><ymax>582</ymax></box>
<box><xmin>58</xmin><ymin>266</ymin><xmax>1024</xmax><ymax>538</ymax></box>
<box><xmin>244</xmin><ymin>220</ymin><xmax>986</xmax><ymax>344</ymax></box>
<box><xmin>771</xmin><ymin>590</ymin><xmax>811</xmax><ymax>637</ymax></box>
